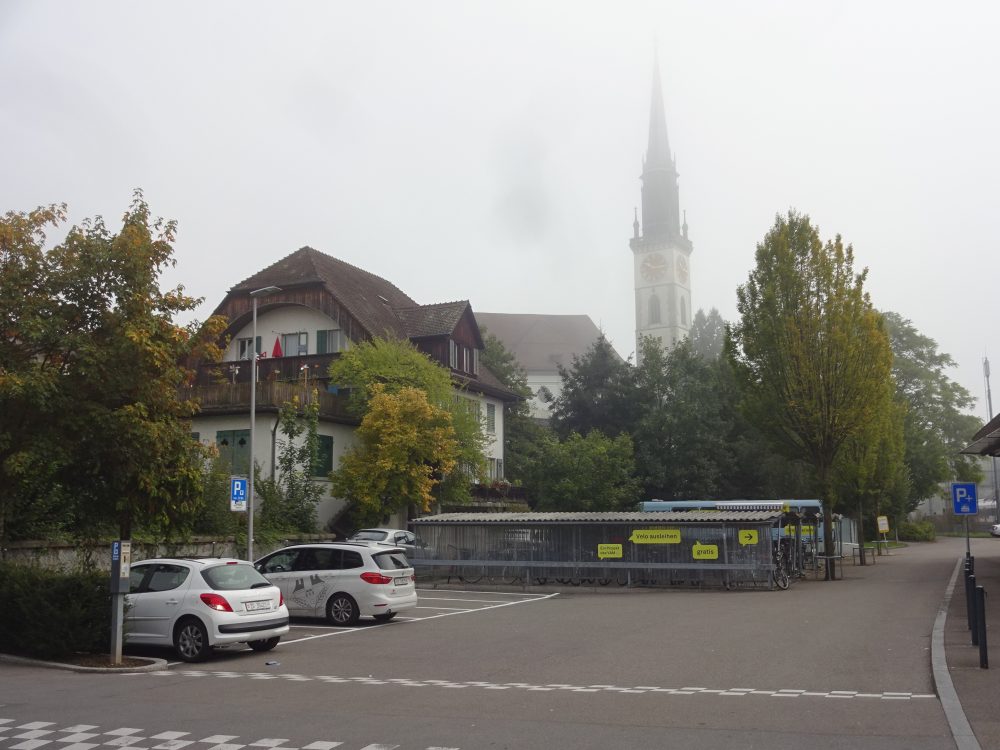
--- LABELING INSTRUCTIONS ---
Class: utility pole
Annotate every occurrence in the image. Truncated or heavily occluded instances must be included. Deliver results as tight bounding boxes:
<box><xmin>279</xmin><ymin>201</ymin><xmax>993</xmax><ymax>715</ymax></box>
<box><xmin>985</xmin><ymin>357</ymin><xmax>999</xmax><ymax>524</ymax></box>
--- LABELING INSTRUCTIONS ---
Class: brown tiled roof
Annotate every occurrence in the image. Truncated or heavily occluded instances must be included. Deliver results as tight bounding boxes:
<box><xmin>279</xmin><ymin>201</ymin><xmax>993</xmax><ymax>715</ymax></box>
<box><xmin>395</xmin><ymin>301</ymin><xmax>470</xmax><ymax>338</ymax></box>
<box><xmin>229</xmin><ymin>247</ymin><xmax>417</xmax><ymax>339</ymax></box>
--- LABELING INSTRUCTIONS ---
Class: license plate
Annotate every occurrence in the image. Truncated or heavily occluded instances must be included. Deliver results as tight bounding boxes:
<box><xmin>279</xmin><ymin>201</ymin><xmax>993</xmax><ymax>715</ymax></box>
<box><xmin>394</xmin><ymin>577</ymin><xmax>409</xmax><ymax>585</ymax></box>
<box><xmin>245</xmin><ymin>600</ymin><xmax>272</xmax><ymax>612</ymax></box>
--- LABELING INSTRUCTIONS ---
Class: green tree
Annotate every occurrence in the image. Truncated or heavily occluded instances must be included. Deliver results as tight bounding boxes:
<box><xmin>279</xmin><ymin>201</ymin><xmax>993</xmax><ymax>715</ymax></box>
<box><xmin>549</xmin><ymin>334</ymin><xmax>637</xmax><ymax>440</ymax></box>
<box><xmin>256</xmin><ymin>393</ymin><xmax>324</xmax><ymax>534</ymax></box>
<box><xmin>632</xmin><ymin>336</ymin><xmax>729</xmax><ymax>499</ymax></box>
<box><xmin>328</xmin><ymin>337</ymin><xmax>486</xmax><ymax>510</ymax></box>
<box><xmin>521</xmin><ymin>430</ymin><xmax>641</xmax><ymax>512</ymax></box>
<box><xmin>0</xmin><ymin>193</ymin><xmax>225</xmax><ymax>543</ymax></box>
<box><xmin>331</xmin><ymin>385</ymin><xmax>458</xmax><ymax>526</ymax></box>
<box><xmin>727</xmin><ymin>211</ymin><xmax>894</xmax><ymax>577</ymax></box>
<box><xmin>688</xmin><ymin>308</ymin><xmax>727</xmax><ymax>360</ymax></box>
<box><xmin>882</xmin><ymin>311</ymin><xmax>983</xmax><ymax>506</ymax></box>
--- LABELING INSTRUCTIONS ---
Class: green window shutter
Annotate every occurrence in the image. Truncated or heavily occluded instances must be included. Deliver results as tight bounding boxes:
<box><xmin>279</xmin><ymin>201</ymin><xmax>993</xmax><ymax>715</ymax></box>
<box><xmin>317</xmin><ymin>330</ymin><xmax>328</xmax><ymax>355</ymax></box>
<box><xmin>312</xmin><ymin>434</ymin><xmax>334</xmax><ymax>477</ymax></box>
<box><xmin>255</xmin><ymin>336</ymin><xmax>261</xmax><ymax>355</ymax></box>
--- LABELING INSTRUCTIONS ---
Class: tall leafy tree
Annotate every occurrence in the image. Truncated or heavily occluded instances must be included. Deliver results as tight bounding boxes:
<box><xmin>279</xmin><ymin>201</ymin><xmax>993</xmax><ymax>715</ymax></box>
<box><xmin>0</xmin><ymin>193</ymin><xmax>225</xmax><ymax>543</ymax></box>
<box><xmin>727</xmin><ymin>211</ymin><xmax>894</xmax><ymax>577</ymax></box>
<box><xmin>331</xmin><ymin>385</ymin><xmax>458</xmax><ymax>526</ymax></box>
<box><xmin>549</xmin><ymin>334</ymin><xmax>637</xmax><ymax>440</ymax></box>
<box><xmin>688</xmin><ymin>308</ymin><xmax>727</xmax><ymax>360</ymax></box>
<box><xmin>328</xmin><ymin>337</ymin><xmax>486</xmax><ymax>510</ymax></box>
<box><xmin>520</xmin><ymin>430</ymin><xmax>641</xmax><ymax>512</ymax></box>
<box><xmin>632</xmin><ymin>336</ymin><xmax>729</xmax><ymax>499</ymax></box>
<box><xmin>882</xmin><ymin>311</ymin><xmax>982</xmax><ymax>506</ymax></box>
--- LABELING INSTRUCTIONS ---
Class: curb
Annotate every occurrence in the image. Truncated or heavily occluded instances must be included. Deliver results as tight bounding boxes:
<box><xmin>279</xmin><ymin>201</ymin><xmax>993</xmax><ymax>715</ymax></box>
<box><xmin>931</xmin><ymin>557</ymin><xmax>980</xmax><ymax>750</ymax></box>
<box><xmin>0</xmin><ymin>652</ymin><xmax>167</xmax><ymax>674</ymax></box>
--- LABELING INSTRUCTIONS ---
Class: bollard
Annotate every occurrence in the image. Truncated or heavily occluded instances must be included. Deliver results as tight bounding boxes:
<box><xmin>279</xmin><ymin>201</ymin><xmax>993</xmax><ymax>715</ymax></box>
<box><xmin>970</xmin><ymin>574</ymin><xmax>979</xmax><ymax>646</ymax></box>
<box><xmin>966</xmin><ymin>565</ymin><xmax>974</xmax><ymax>631</ymax></box>
<box><xmin>976</xmin><ymin>586</ymin><xmax>988</xmax><ymax>669</ymax></box>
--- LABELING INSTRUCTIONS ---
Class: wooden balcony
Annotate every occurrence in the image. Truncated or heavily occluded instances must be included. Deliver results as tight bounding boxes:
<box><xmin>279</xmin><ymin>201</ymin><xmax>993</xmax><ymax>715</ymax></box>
<box><xmin>195</xmin><ymin>353</ymin><xmax>338</xmax><ymax>387</ymax></box>
<box><xmin>183</xmin><ymin>381</ymin><xmax>356</xmax><ymax>423</ymax></box>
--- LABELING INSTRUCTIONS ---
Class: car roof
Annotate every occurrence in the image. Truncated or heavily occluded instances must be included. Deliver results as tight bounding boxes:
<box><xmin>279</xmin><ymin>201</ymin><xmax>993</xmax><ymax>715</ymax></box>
<box><xmin>264</xmin><ymin>542</ymin><xmax>408</xmax><ymax>554</ymax></box>
<box><xmin>134</xmin><ymin>557</ymin><xmax>248</xmax><ymax>566</ymax></box>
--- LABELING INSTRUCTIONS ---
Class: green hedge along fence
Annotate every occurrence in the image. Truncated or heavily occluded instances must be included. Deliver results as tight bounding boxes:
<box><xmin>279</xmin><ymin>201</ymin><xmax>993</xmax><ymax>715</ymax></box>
<box><xmin>0</xmin><ymin>563</ymin><xmax>111</xmax><ymax>660</ymax></box>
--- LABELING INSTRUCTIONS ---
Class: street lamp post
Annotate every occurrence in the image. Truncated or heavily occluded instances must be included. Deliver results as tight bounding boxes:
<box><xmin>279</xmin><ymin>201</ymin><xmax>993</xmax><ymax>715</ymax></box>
<box><xmin>247</xmin><ymin>285</ymin><xmax>281</xmax><ymax>562</ymax></box>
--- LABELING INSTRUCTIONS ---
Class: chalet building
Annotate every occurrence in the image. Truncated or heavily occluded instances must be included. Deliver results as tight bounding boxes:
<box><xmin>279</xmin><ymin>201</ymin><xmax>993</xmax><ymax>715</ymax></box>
<box><xmin>187</xmin><ymin>246</ymin><xmax>519</xmax><ymax>532</ymax></box>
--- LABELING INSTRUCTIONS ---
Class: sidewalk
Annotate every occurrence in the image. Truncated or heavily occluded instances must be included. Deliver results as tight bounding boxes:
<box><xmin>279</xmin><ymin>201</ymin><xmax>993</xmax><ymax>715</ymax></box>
<box><xmin>944</xmin><ymin>537</ymin><xmax>1000</xmax><ymax>750</ymax></box>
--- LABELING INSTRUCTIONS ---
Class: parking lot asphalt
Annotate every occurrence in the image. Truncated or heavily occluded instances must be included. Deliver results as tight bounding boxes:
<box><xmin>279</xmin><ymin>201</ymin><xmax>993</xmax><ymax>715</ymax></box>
<box><xmin>3</xmin><ymin>535</ymin><xmax>998</xmax><ymax>749</ymax></box>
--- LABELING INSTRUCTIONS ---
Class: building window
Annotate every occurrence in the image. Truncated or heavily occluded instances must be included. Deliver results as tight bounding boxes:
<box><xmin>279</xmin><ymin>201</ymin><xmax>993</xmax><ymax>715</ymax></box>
<box><xmin>449</xmin><ymin>340</ymin><xmax>458</xmax><ymax>369</ymax></box>
<box><xmin>312</xmin><ymin>434</ymin><xmax>334</xmax><ymax>477</ymax></box>
<box><xmin>316</xmin><ymin>329</ymin><xmax>349</xmax><ymax>354</ymax></box>
<box><xmin>237</xmin><ymin>337</ymin><xmax>261</xmax><ymax>360</ymax></box>
<box><xmin>486</xmin><ymin>403</ymin><xmax>496</xmax><ymax>434</ymax></box>
<box><xmin>216</xmin><ymin>429</ymin><xmax>251</xmax><ymax>475</ymax></box>
<box><xmin>281</xmin><ymin>332</ymin><xmax>308</xmax><ymax>357</ymax></box>
<box><xmin>472</xmin><ymin>348</ymin><xmax>480</xmax><ymax>375</ymax></box>
<box><xmin>648</xmin><ymin>293</ymin><xmax>661</xmax><ymax>326</ymax></box>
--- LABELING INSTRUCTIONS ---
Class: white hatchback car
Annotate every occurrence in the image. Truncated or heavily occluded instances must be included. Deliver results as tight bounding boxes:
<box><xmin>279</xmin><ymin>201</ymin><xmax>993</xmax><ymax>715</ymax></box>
<box><xmin>126</xmin><ymin>557</ymin><xmax>289</xmax><ymax>662</ymax></box>
<box><xmin>255</xmin><ymin>542</ymin><xmax>417</xmax><ymax>626</ymax></box>
<box><xmin>347</xmin><ymin>528</ymin><xmax>436</xmax><ymax>559</ymax></box>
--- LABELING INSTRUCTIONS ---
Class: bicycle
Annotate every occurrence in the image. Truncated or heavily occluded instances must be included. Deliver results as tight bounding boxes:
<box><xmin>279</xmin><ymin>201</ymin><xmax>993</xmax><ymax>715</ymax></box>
<box><xmin>772</xmin><ymin>542</ymin><xmax>790</xmax><ymax>590</ymax></box>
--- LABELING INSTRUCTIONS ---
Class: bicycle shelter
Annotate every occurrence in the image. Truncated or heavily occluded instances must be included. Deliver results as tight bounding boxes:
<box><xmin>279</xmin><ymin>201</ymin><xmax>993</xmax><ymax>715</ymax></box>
<box><xmin>410</xmin><ymin>511</ymin><xmax>786</xmax><ymax>590</ymax></box>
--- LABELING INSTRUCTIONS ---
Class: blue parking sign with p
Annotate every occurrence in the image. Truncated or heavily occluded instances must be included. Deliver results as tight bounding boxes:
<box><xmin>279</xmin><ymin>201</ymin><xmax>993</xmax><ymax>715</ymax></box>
<box><xmin>951</xmin><ymin>483</ymin><xmax>978</xmax><ymax>515</ymax></box>
<box><xmin>230</xmin><ymin>476</ymin><xmax>248</xmax><ymax>512</ymax></box>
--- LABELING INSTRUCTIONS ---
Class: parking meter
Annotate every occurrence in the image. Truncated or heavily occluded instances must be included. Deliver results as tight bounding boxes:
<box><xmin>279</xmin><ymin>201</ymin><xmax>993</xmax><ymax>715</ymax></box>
<box><xmin>109</xmin><ymin>540</ymin><xmax>131</xmax><ymax>663</ymax></box>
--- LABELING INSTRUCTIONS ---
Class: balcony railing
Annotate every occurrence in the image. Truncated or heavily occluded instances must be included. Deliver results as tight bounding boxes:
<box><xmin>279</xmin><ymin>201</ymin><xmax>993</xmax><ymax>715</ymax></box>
<box><xmin>183</xmin><ymin>381</ymin><xmax>355</xmax><ymax>422</ymax></box>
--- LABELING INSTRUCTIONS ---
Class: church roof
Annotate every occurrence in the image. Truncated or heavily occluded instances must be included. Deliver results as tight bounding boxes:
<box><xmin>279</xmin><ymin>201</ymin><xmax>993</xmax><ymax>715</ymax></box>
<box><xmin>475</xmin><ymin>312</ymin><xmax>616</xmax><ymax>373</ymax></box>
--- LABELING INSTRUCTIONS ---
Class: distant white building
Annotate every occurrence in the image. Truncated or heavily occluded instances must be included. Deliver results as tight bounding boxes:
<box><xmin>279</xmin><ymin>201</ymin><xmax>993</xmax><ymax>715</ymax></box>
<box><xmin>475</xmin><ymin>312</ymin><xmax>612</xmax><ymax>419</ymax></box>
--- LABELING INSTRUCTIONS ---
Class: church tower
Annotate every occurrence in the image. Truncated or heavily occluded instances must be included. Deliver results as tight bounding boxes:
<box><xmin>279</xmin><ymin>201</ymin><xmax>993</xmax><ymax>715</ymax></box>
<box><xmin>630</xmin><ymin>55</ymin><xmax>692</xmax><ymax>363</ymax></box>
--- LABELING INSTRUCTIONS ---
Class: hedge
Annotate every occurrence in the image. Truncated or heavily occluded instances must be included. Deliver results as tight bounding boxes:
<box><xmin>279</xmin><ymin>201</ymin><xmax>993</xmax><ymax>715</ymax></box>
<box><xmin>0</xmin><ymin>563</ymin><xmax>111</xmax><ymax>659</ymax></box>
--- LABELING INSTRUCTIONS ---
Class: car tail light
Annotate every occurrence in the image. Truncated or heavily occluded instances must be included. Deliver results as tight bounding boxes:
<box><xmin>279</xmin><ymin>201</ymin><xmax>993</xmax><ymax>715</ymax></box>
<box><xmin>360</xmin><ymin>572</ymin><xmax>392</xmax><ymax>585</ymax></box>
<box><xmin>200</xmin><ymin>593</ymin><xmax>234</xmax><ymax>612</ymax></box>
<box><xmin>411</xmin><ymin>574</ymin><xmax>416</xmax><ymax>582</ymax></box>
<box><xmin>278</xmin><ymin>591</ymin><xmax>284</xmax><ymax>606</ymax></box>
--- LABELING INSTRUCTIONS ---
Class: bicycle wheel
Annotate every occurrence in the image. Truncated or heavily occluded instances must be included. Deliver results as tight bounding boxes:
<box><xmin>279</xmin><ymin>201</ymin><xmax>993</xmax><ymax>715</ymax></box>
<box><xmin>774</xmin><ymin>566</ymin><xmax>789</xmax><ymax>590</ymax></box>
<box><xmin>459</xmin><ymin>566</ymin><xmax>484</xmax><ymax>584</ymax></box>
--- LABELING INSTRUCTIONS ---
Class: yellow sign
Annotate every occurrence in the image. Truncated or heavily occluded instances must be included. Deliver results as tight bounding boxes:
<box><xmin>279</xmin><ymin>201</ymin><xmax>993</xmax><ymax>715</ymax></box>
<box><xmin>738</xmin><ymin>529</ymin><xmax>758</xmax><ymax>546</ymax></box>
<box><xmin>877</xmin><ymin>515</ymin><xmax>889</xmax><ymax>534</ymax></box>
<box><xmin>597</xmin><ymin>544</ymin><xmax>623</xmax><ymax>560</ymax></box>
<box><xmin>692</xmin><ymin>542</ymin><xmax>719</xmax><ymax>560</ymax></box>
<box><xmin>784</xmin><ymin>525</ymin><xmax>816</xmax><ymax>536</ymax></box>
<box><xmin>629</xmin><ymin>529</ymin><xmax>681</xmax><ymax>544</ymax></box>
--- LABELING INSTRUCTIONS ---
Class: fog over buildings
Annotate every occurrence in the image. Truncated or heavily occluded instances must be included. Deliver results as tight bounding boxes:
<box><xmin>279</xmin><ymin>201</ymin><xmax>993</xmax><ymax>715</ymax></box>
<box><xmin>2</xmin><ymin>1</ymin><xmax>998</xmax><ymax>416</ymax></box>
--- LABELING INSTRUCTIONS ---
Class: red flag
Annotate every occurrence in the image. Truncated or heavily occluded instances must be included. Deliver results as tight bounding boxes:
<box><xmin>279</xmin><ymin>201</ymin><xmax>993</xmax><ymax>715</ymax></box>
<box><xmin>272</xmin><ymin>336</ymin><xmax>283</xmax><ymax>358</ymax></box>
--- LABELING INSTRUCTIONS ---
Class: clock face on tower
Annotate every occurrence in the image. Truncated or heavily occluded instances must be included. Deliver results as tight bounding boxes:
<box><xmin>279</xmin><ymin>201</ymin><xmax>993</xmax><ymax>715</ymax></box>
<box><xmin>676</xmin><ymin>254</ymin><xmax>689</xmax><ymax>284</ymax></box>
<box><xmin>640</xmin><ymin>253</ymin><xmax>667</xmax><ymax>282</ymax></box>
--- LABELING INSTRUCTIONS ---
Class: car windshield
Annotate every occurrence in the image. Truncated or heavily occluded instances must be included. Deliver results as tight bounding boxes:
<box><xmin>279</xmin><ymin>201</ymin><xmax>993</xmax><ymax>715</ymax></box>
<box><xmin>373</xmin><ymin>550</ymin><xmax>411</xmax><ymax>570</ymax></box>
<box><xmin>351</xmin><ymin>530</ymin><xmax>388</xmax><ymax>541</ymax></box>
<box><xmin>202</xmin><ymin>562</ymin><xmax>273</xmax><ymax>591</ymax></box>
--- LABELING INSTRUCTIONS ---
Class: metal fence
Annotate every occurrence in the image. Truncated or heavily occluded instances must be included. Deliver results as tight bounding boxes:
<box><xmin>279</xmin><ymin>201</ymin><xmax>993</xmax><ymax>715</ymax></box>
<box><xmin>410</xmin><ymin>511</ymin><xmax>784</xmax><ymax>590</ymax></box>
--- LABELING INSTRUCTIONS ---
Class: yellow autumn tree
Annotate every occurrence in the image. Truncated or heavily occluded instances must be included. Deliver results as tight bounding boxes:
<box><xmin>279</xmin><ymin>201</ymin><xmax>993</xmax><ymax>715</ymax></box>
<box><xmin>331</xmin><ymin>384</ymin><xmax>458</xmax><ymax>526</ymax></box>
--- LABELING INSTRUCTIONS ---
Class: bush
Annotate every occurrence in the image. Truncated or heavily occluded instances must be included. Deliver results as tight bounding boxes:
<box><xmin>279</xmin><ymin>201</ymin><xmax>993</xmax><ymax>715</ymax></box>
<box><xmin>897</xmin><ymin>519</ymin><xmax>936</xmax><ymax>542</ymax></box>
<box><xmin>0</xmin><ymin>563</ymin><xmax>111</xmax><ymax>659</ymax></box>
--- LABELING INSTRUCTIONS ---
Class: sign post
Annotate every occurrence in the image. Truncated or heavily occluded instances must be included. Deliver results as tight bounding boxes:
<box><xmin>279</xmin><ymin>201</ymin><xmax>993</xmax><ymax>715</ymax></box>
<box><xmin>109</xmin><ymin>540</ymin><xmax>131</xmax><ymax>665</ymax></box>
<box><xmin>952</xmin><ymin>482</ymin><xmax>979</xmax><ymax>560</ymax></box>
<box><xmin>230</xmin><ymin>476</ymin><xmax>248</xmax><ymax>512</ymax></box>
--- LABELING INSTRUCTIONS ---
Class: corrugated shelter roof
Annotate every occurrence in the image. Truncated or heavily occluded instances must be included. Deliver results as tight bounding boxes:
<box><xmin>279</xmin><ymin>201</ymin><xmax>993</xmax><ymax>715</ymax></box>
<box><xmin>412</xmin><ymin>511</ymin><xmax>783</xmax><ymax>524</ymax></box>
<box><xmin>475</xmin><ymin>312</ymin><xmax>617</xmax><ymax>372</ymax></box>
<box><xmin>962</xmin><ymin>412</ymin><xmax>1000</xmax><ymax>456</ymax></box>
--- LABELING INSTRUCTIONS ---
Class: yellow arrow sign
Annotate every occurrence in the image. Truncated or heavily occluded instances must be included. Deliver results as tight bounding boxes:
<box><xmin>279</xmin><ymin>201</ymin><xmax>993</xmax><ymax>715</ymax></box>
<box><xmin>692</xmin><ymin>542</ymin><xmax>719</xmax><ymax>560</ymax></box>
<box><xmin>629</xmin><ymin>529</ymin><xmax>681</xmax><ymax>544</ymax></box>
<box><xmin>597</xmin><ymin>543</ymin><xmax>623</xmax><ymax>560</ymax></box>
<box><xmin>738</xmin><ymin>530</ymin><xmax>759</xmax><ymax>546</ymax></box>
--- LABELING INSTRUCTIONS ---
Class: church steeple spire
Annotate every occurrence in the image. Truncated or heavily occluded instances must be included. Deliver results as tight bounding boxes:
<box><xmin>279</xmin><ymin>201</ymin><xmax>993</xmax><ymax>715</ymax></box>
<box><xmin>640</xmin><ymin>52</ymin><xmax>681</xmax><ymax>241</ymax></box>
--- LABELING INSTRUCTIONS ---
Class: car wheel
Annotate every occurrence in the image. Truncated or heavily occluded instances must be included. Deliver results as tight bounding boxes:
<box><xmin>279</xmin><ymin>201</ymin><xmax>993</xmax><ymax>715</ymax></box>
<box><xmin>174</xmin><ymin>618</ymin><xmax>212</xmax><ymax>662</ymax></box>
<box><xmin>326</xmin><ymin>593</ymin><xmax>360</xmax><ymax>626</ymax></box>
<box><xmin>373</xmin><ymin>612</ymin><xmax>397</xmax><ymax>622</ymax></box>
<box><xmin>248</xmin><ymin>636</ymin><xmax>280</xmax><ymax>652</ymax></box>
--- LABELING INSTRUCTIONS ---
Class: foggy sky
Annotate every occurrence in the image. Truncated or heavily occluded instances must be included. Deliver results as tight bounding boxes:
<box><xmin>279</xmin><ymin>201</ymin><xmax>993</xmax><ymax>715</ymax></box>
<box><xmin>2</xmin><ymin>1</ymin><xmax>998</xmax><ymax>418</ymax></box>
